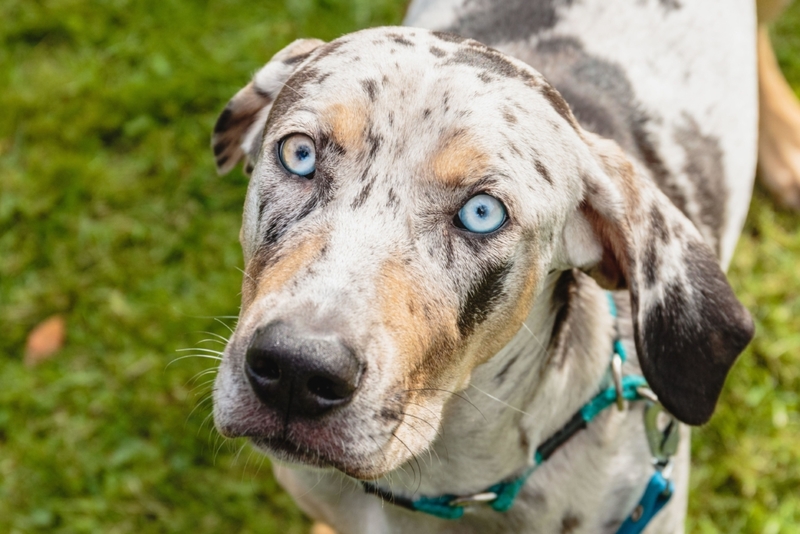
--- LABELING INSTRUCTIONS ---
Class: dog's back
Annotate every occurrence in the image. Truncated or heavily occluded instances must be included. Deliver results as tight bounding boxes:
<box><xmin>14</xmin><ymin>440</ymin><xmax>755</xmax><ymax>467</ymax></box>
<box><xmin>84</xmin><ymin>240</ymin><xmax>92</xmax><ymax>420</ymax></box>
<box><xmin>406</xmin><ymin>0</ymin><xmax>758</xmax><ymax>265</ymax></box>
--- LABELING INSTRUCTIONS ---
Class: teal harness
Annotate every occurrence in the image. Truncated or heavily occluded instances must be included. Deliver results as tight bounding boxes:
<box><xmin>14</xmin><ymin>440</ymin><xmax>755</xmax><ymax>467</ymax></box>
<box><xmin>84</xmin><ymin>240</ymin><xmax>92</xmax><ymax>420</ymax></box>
<box><xmin>362</xmin><ymin>293</ymin><xmax>678</xmax><ymax>533</ymax></box>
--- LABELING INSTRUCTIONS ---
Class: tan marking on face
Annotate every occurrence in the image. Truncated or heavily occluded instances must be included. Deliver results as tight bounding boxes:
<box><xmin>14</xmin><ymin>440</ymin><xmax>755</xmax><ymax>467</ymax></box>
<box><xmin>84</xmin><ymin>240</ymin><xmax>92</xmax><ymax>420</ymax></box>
<box><xmin>323</xmin><ymin>102</ymin><xmax>368</xmax><ymax>153</ymax></box>
<box><xmin>240</xmin><ymin>235</ymin><xmax>327</xmax><ymax>312</ymax></box>
<box><xmin>377</xmin><ymin>259</ymin><xmax>460</xmax><ymax>389</ymax></box>
<box><xmin>430</xmin><ymin>130</ymin><xmax>490</xmax><ymax>187</ymax></box>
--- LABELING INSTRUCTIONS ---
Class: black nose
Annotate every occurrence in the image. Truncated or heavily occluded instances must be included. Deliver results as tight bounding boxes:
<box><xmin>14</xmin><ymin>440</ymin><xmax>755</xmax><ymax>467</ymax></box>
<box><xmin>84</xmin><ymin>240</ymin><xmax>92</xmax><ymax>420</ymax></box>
<box><xmin>244</xmin><ymin>321</ymin><xmax>362</xmax><ymax>418</ymax></box>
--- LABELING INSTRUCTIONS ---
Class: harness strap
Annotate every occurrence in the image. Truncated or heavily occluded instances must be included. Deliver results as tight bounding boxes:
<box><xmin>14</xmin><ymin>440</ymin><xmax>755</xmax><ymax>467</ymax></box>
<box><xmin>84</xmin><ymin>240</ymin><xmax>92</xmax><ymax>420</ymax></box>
<box><xmin>360</xmin><ymin>292</ymin><xmax>675</xmax><ymax>532</ymax></box>
<box><xmin>617</xmin><ymin>471</ymin><xmax>674</xmax><ymax>534</ymax></box>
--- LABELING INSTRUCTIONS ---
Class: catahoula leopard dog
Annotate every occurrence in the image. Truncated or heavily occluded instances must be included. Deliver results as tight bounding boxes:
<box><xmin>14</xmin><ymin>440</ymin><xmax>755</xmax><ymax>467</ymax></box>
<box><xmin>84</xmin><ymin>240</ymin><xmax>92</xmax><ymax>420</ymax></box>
<box><xmin>207</xmin><ymin>1</ymin><xmax>786</xmax><ymax>532</ymax></box>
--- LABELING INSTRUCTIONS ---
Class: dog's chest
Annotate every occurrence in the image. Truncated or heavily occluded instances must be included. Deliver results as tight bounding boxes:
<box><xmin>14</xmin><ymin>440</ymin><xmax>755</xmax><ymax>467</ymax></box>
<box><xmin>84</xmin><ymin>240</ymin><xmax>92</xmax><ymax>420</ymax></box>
<box><xmin>405</xmin><ymin>0</ymin><xmax>757</xmax><ymax>266</ymax></box>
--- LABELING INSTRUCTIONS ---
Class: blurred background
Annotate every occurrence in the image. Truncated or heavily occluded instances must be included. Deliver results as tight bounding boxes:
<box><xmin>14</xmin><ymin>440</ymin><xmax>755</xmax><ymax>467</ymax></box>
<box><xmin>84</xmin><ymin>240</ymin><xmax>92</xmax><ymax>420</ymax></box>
<box><xmin>1</xmin><ymin>1</ymin><xmax>799</xmax><ymax>532</ymax></box>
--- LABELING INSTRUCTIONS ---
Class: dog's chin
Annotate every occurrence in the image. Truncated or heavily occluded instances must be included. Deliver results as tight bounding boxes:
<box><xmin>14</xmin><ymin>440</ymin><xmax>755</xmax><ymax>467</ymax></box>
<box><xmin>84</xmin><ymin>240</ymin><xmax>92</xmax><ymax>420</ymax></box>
<box><xmin>249</xmin><ymin>436</ymin><xmax>405</xmax><ymax>481</ymax></box>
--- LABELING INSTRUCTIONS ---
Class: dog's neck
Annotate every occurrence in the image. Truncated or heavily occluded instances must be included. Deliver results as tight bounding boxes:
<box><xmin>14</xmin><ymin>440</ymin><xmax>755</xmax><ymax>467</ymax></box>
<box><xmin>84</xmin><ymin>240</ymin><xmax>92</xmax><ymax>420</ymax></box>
<box><xmin>380</xmin><ymin>270</ymin><xmax>619</xmax><ymax>496</ymax></box>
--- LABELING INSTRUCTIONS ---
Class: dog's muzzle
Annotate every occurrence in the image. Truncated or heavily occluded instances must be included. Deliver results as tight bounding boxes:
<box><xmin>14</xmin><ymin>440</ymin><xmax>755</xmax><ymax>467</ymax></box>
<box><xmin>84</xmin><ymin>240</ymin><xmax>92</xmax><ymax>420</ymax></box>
<box><xmin>244</xmin><ymin>321</ymin><xmax>363</xmax><ymax>419</ymax></box>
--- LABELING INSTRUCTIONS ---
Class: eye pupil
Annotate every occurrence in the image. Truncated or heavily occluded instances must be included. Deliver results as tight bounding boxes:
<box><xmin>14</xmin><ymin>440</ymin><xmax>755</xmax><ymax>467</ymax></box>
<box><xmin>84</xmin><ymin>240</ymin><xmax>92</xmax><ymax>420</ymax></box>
<box><xmin>457</xmin><ymin>194</ymin><xmax>506</xmax><ymax>234</ymax></box>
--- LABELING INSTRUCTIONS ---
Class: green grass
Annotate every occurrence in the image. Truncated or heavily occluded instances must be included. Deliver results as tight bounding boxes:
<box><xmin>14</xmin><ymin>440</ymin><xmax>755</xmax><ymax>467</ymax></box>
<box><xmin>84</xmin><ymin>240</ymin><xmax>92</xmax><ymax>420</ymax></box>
<box><xmin>1</xmin><ymin>1</ymin><xmax>799</xmax><ymax>532</ymax></box>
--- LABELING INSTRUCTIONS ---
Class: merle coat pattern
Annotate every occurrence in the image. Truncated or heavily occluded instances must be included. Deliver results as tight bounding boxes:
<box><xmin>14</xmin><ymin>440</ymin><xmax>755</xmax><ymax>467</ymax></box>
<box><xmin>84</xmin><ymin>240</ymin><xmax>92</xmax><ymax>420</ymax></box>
<box><xmin>210</xmin><ymin>1</ymin><xmax>757</xmax><ymax>532</ymax></box>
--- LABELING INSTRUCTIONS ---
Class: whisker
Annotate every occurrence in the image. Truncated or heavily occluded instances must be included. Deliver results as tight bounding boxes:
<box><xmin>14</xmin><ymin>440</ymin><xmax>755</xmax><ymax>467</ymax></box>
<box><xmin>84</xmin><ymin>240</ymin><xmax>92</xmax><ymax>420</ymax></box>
<box><xmin>176</xmin><ymin>347</ymin><xmax>224</xmax><ymax>355</ymax></box>
<box><xmin>165</xmin><ymin>354</ymin><xmax>222</xmax><ymax>369</ymax></box>
<box><xmin>187</xmin><ymin>367</ymin><xmax>218</xmax><ymax>384</ymax></box>
<box><xmin>197</xmin><ymin>330</ymin><xmax>231</xmax><ymax>344</ymax></box>
<box><xmin>403</xmin><ymin>388</ymin><xmax>487</xmax><ymax>421</ymax></box>
<box><xmin>214</xmin><ymin>317</ymin><xmax>236</xmax><ymax>335</ymax></box>
<box><xmin>521</xmin><ymin>321</ymin><xmax>545</xmax><ymax>351</ymax></box>
<box><xmin>196</xmin><ymin>338</ymin><xmax>227</xmax><ymax>347</ymax></box>
<box><xmin>468</xmin><ymin>383</ymin><xmax>533</xmax><ymax>416</ymax></box>
<box><xmin>236</xmin><ymin>266</ymin><xmax>257</xmax><ymax>284</ymax></box>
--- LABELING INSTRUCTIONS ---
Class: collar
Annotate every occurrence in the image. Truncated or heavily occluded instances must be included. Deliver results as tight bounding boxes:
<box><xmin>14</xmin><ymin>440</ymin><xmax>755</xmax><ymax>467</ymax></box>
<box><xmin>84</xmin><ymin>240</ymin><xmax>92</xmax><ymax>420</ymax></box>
<box><xmin>361</xmin><ymin>292</ymin><xmax>679</xmax><ymax>534</ymax></box>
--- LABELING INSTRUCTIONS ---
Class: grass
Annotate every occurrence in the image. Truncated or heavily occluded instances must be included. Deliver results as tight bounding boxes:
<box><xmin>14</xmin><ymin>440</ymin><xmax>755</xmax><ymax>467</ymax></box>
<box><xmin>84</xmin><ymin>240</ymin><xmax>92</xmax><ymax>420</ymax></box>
<box><xmin>1</xmin><ymin>0</ymin><xmax>798</xmax><ymax>532</ymax></box>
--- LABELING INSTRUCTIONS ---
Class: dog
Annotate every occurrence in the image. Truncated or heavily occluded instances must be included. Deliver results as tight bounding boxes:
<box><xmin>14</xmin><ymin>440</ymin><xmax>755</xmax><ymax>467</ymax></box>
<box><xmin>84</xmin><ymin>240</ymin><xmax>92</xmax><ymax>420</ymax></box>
<box><xmin>206</xmin><ymin>0</ymin><xmax>789</xmax><ymax>532</ymax></box>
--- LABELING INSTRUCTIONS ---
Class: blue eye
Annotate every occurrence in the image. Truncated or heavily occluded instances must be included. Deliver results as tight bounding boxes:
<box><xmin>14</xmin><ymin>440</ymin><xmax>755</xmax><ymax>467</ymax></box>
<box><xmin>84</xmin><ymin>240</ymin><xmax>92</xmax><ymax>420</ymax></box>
<box><xmin>278</xmin><ymin>134</ymin><xmax>316</xmax><ymax>176</ymax></box>
<box><xmin>457</xmin><ymin>194</ymin><xmax>507</xmax><ymax>234</ymax></box>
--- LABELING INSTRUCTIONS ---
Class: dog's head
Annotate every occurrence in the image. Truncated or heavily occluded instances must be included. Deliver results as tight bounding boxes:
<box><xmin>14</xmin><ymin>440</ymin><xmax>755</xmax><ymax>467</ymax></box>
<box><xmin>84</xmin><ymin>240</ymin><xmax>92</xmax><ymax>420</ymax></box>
<box><xmin>211</xmin><ymin>28</ymin><xmax>753</xmax><ymax>479</ymax></box>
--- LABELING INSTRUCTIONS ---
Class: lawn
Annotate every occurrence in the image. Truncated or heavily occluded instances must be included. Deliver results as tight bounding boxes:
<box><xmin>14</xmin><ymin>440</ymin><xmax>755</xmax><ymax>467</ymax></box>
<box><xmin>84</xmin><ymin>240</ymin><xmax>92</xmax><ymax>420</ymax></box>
<box><xmin>1</xmin><ymin>0</ymin><xmax>799</xmax><ymax>532</ymax></box>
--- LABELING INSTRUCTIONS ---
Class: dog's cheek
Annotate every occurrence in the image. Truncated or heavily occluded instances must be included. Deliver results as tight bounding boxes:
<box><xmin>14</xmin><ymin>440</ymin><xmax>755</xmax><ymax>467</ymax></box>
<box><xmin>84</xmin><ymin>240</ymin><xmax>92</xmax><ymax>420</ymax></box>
<box><xmin>376</xmin><ymin>259</ymin><xmax>461</xmax><ymax>391</ymax></box>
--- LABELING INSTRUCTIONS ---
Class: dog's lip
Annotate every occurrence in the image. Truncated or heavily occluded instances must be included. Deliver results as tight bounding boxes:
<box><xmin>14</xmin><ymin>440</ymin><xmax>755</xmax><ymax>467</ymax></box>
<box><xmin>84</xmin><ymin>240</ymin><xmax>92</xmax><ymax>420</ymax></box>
<box><xmin>249</xmin><ymin>435</ymin><xmax>385</xmax><ymax>479</ymax></box>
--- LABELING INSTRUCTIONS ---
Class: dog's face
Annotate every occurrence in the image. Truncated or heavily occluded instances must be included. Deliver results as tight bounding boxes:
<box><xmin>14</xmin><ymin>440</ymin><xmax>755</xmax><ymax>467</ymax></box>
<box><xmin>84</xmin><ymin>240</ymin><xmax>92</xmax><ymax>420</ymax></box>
<box><xmin>211</xmin><ymin>28</ymin><xmax>752</xmax><ymax>479</ymax></box>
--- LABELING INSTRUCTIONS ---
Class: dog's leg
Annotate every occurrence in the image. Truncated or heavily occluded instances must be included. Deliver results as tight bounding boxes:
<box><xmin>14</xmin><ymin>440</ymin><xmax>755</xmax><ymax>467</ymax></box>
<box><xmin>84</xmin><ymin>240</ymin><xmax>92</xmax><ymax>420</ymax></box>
<box><xmin>757</xmin><ymin>0</ymin><xmax>800</xmax><ymax>209</ymax></box>
<box><xmin>310</xmin><ymin>523</ymin><xmax>337</xmax><ymax>534</ymax></box>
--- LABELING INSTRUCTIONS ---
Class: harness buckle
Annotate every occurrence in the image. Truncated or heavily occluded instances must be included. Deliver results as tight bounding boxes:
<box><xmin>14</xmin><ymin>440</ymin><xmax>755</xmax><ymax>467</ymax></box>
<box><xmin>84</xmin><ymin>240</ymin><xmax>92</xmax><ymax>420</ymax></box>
<box><xmin>611</xmin><ymin>353</ymin><xmax>625</xmax><ymax>411</ymax></box>
<box><xmin>448</xmin><ymin>491</ymin><xmax>498</xmax><ymax>507</ymax></box>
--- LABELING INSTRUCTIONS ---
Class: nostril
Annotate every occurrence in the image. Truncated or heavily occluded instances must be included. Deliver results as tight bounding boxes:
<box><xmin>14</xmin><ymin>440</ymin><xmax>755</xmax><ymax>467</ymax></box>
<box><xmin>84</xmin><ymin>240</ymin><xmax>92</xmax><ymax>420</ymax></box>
<box><xmin>254</xmin><ymin>357</ymin><xmax>280</xmax><ymax>380</ymax></box>
<box><xmin>307</xmin><ymin>375</ymin><xmax>353</xmax><ymax>402</ymax></box>
<box><xmin>246</xmin><ymin>349</ymin><xmax>281</xmax><ymax>381</ymax></box>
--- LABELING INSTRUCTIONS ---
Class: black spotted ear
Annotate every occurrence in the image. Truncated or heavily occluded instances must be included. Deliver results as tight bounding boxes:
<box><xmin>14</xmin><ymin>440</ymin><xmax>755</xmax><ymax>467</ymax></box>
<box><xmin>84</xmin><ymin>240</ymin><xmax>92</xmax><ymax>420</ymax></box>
<box><xmin>566</xmin><ymin>132</ymin><xmax>754</xmax><ymax>425</ymax></box>
<box><xmin>211</xmin><ymin>38</ymin><xmax>325</xmax><ymax>176</ymax></box>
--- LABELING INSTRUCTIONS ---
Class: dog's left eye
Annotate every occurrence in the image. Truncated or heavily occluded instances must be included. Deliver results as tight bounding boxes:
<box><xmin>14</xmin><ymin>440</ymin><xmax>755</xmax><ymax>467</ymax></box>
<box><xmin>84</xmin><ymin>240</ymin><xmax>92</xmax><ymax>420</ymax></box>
<box><xmin>278</xmin><ymin>134</ymin><xmax>316</xmax><ymax>177</ymax></box>
<box><xmin>456</xmin><ymin>194</ymin><xmax>507</xmax><ymax>234</ymax></box>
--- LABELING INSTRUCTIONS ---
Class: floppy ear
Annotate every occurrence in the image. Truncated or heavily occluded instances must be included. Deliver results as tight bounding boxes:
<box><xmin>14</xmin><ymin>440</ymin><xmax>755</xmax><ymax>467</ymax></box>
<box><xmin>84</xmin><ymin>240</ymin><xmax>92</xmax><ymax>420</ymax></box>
<box><xmin>211</xmin><ymin>38</ymin><xmax>325</xmax><ymax>176</ymax></box>
<box><xmin>565</xmin><ymin>132</ymin><xmax>754</xmax><ymax>425</ymax></box>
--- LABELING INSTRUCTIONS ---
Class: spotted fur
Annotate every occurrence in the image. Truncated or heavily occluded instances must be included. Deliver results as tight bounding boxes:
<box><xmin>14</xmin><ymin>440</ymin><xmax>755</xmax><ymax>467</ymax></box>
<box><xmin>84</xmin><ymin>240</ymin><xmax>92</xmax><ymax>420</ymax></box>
<box><xmin>210</xmin><ymin>3</ymin><xmax>757</xmax><ymax>531</ymax></box>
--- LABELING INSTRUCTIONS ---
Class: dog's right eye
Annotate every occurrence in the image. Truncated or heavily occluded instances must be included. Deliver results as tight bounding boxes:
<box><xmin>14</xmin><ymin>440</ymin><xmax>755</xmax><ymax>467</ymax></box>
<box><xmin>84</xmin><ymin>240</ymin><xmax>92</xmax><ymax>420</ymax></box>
<box><xmin>278</xmin><ymin>134</ymin><xmax>316</xmax><ymax>177</ymax></box>
<box><xmin>455</xmin><ymin>194</ymin><xmax>507</xmax><ymax>234</ymax></box>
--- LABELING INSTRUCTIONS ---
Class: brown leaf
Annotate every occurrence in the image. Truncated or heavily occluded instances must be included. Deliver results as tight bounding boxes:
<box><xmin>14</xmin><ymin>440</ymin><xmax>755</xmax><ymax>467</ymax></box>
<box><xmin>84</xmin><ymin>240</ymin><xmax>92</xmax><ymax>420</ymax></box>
<box><xmin>25</xmin><ymin>315</ymin><xmax>66</xmax><ymax>366</ymax></box>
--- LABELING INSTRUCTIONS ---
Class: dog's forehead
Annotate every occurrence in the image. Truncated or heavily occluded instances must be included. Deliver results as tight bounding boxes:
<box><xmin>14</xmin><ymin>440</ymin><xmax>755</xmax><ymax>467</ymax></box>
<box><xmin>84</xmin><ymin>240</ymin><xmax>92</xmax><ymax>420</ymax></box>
<box><xmin>270</xmin><ymin>27</ymin><xmax>581</xmax><ymax>161</ymax></box>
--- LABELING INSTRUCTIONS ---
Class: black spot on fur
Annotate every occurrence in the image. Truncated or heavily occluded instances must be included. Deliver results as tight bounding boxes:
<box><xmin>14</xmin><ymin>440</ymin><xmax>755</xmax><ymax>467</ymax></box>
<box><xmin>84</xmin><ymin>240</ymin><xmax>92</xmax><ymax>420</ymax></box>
<box><xmin>432</xmin><ymin>31</ymin><xmax>466</xmax><ymax>43</ymax></box>
<box><xmin>310</xmin><ymin>39</ymin><xmax>346</xmax><ymax>62</ymax></box>
<box><xmin>264</xmin><ymin>66</ymin><xmax>321</xmax><ymax>131</ymax></box>
<box><xmin>446</xmin><ymin>46</ymin><xmax>537</xmax><ymax>86</ymax></box>
<box><xmin>216</xmin><ymin>154</ymin><xmax>229</xmax><ymax>168</ymax></box>
<box><xmin>213</xmin><ymin>106</ymin><xmax>234</xmax><ymax>133</ymax></box>
<box><xmin>314</xmin><ymin>71</ymin><xmax>331</xmax><ymax>85</ymax></box>
<box><xmin>642</xmin><ymin>239</ymin><xmax>659</xmax><ymax>289</ymax></box>
<box><xmin>458</xmin><ymin>262</ymin><xmax>511</xmax><ymax>336</ymax></box>
<box><xmin>213</xmin><ymin>142</ymin><xmax>225</xmax><ymax>156</ymax></box>
<box><xmin>477</xmin><ymin>71</ymin><xmax>493</xmax><ymax>83</ymax></box>
<box><xmin>351</xmin><ymin>176</ymin><xmax>375</xmax><ymax>209</ymax></box>
<box><xmin>320</xmin><ymin>134</ymin><xmax>346</xmax><ymax>158</ymax></box>
<box><xmin>650</xmin><ymin>206</ymin><xmax>668</xmax><ymax>240</ymax></box>
<box><xmin>674</xmin><ymin>114</ymin><xmax>726</xmax><ymax>256</ymax></box>
<box><xmin>534</xmin><ymin>159</ymin><xmax>552</xmax><ymax>184</ymax></box>
<box><xmin>547</xmin><ymin>270</ymin><xmax>576</xmax><ymax>367</ymax></box>
<box><xmin>361</xmin><ymin>79</ymin><xmax>378</xmax><ymax>101</ymax></box>
<box><xmin>388</xmin><ymin>33</ymin><xmax>414</xmax><ymax>47</ymax></box>
<box><xmin>283</xmin><ymin>49</ymin><xmax>315</xmax><ymax>65</ymax></box>
<box><xmin>366</xmin><ymin>128</ymin><xmax>383</xmax><ymax>162</ymax></box>
<box><xmin>660</xmin><ymin>0</ymin><xmax>682</xmax><ymax>10</ymax></box>
<box><xmin>493</xmin><ymin>350</ymin><xmax>522</xmax><ymax>382</ymax></box>
<box><xmin>429</xmin><ymin>46</ymin><xmax>447</xmax><ymax>58</ymax></box>
<box><xmin>540</xmin><ymin>83</ymin><xmax>576</xmax><ymax>129</ymax></box>
<box><xmin>560</xmin><ymin>514</ymin><xmax>581</xmax><ymax>534</ymax></box>
<box><xmin>446</xmin><ymin>0</ymin><xmax>572</xmax><ymax>45</ymax></box>
<box><xmin>423</xmin><ymin>108</ymin><xmax>432</xmax><ymax>119</ymax></box>
<box><xmin>502</xmin><ymin>108</ymin><xmax>517</xmax><ymax>124</ymax></box>
<box><xmin>386</xmin><ymin>187</ymin><xmax>399</xmax><ymax>208</ymax></box>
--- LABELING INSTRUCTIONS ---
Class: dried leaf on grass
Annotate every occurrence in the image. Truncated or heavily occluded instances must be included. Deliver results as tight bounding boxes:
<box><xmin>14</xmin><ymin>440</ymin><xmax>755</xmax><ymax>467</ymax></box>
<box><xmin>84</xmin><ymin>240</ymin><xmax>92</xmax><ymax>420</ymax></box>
<box><xmin>24</xmin><ymin>315</ymin><xmax>66</xmax><ymax>366</ymax></box>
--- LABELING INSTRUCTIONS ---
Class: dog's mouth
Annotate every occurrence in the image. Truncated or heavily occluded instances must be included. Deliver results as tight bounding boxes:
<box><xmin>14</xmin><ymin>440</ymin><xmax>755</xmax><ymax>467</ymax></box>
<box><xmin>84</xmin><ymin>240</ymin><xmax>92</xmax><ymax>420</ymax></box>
<box><xmin>247</xmin><ymin>432</ymin><xmax>396</xmax><ymax>480</ymax></box>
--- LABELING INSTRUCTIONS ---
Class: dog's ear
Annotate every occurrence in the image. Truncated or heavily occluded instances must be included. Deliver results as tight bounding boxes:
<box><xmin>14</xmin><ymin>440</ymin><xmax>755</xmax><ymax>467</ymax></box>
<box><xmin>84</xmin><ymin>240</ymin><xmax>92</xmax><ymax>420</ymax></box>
<box><xmin>211</xmin><ymin>38</ymin><xmax>325</xmax><ymax>176</ymax></box>
<box><xmin>562</xmin><ymin>132</ymin><xmax>754</xmax><ymax>425</ymax></box>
